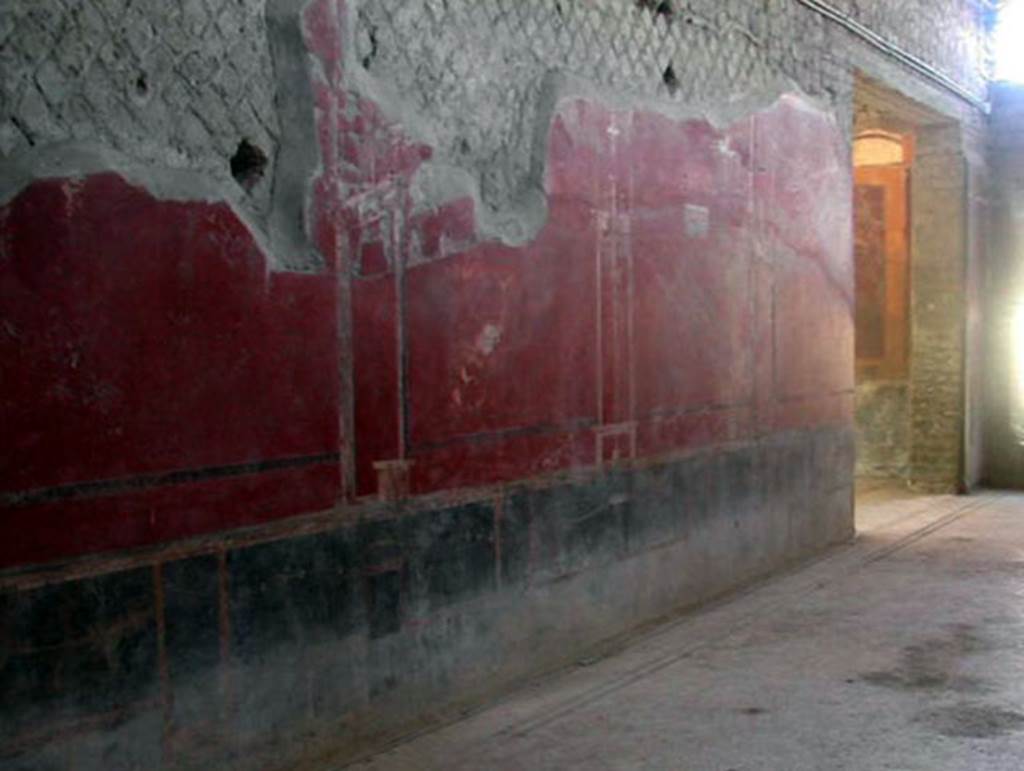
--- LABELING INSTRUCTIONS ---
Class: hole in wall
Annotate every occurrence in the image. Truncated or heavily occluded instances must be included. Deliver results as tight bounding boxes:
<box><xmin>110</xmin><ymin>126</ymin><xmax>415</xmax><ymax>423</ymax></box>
<box><xmin>361</xmin><ymin>24</ymin><xmax>378</xmax><ymax>69</ymax></box>
<box><xmin>637</xmin><ymin>0</ymin><xmax>675</xmax><ymax>20</ymax></box>
<box><xmin>129</xmin><ymin>71</ymin><xmax>152</xmax><ymax>106</ymax></box>
<box><xmin>663</xmin><ymin>63</ymin><xmax>679</xmax><ymax>95</ymax></box>
<box><xmin>230</xmin><ymin>139</ymin><xmax>268</xmax><ymax>193</ymax></box>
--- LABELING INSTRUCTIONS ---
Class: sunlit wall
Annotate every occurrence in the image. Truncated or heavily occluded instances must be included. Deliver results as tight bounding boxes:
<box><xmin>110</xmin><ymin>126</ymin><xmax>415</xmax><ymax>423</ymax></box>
<box><xmin>996</xmin><ymin>1</ymin><xmax>1024</xmax><ymax>82</ymax></box>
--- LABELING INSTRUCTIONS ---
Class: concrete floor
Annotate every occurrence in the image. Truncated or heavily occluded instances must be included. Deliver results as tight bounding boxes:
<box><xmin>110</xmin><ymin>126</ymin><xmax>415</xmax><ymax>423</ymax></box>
<box><xmin>346</xmin><ymin>487</ymin><xmax>1024</xmax><ymax>770</ymax></box>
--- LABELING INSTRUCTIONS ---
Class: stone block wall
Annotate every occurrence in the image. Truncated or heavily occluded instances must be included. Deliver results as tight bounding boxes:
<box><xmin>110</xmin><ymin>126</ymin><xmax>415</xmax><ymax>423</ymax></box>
<box><xmin>850</xmin><ymin>61</ymin><xmax>987</xmax><ymax>493</ymax></box>
<box><xmin>910</xmin><ymin>124</ymin><xmax>970</xmax><ymax>491</ymax></box>
<box><xmin>829</xmin><ymin>0</ymin><xmax>991</xmax><ymax>95</ymax></box>
<box><xmin>0</xmin><ymin>0</ymin><xmax>992</xmax><ymax>767</ymax></box>
<box><xmin>0</xmin><ymin>1</ymin><xmax>280</xmax><ymax>219</ymax></box>
<box><xmin>855</xmin><ymin>381</ymin><xmax>910</xmax><ymax>478</ymax></box>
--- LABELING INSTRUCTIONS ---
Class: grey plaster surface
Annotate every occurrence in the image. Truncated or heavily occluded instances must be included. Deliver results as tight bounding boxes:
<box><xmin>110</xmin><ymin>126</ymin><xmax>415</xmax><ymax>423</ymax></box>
<box><xmin>2</xmin><ymin>0</ymin><xmax>991</xmax><ymax>269</ymax></box>
<box><xmin>344</xmin><ymin>487</ymin><xmax>1024</xmax><ymax>770</ymax></box>
<box><xmin>0</xmin><ymin>0</ymin><xmax>324</xmax><ymax>270</ymax></box>
<box><xmin>0</xmin><ymin>0</ymin><xmax>280</xmax><ymax>218</ymax></box>
<box><xmin>352</xmin><ymin>0</ymin><xmax>989</xmax><ymax>247</ymax></box>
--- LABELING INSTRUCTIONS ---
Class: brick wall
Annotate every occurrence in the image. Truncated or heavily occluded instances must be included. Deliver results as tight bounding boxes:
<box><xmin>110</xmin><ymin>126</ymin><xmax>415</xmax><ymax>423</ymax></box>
<box><xmin>850</xmin><ymin>73</ymin><xmax>985</xmax><ymax>492</ymax></box>
<box><xmin>910</xmin><ymin>125</ymin><xmax>969</xmax><ymax>491</ymax></box>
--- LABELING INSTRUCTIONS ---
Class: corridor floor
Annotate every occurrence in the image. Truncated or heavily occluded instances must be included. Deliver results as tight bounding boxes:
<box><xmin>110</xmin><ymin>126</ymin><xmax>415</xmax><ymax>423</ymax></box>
<box><xmin>347</xmin><ymin>488</ymin><xmax>1024</xmax><ymax>770</ymax></box>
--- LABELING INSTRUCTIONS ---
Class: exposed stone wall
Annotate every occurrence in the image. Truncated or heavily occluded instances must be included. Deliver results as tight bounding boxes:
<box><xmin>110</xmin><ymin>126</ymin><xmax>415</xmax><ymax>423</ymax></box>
<box><xmin>0</xmin><ymin>0</ymin><xmax>995</xmax><ymax>768</ymax></box>
<box><xmin>356</xmin><ymin>0</ymin><xmax>820</xmax><ymax>225</ymax></box>
<box><xmin>909</xmin><ymin>124</ymin><xmax>969</xmax><ymax>492</ymax></box>
<box><xmin>850</xmin><ymin>81</ymin><xmax>978</xmax><ymax>493</ymax></box>
<box><xmin>1</xmin><ymin>0</ymin><xmax>991</xmax><ymax>242</ymax></box>
<box><xmin>0</xmin><ymin>0</ymin><xmax>280</xmax><ymax>218</ymax></box>
<box><xmin>354</xmin><ymin>0</ymin><xmax>989</xmax><ymax>238</ymax></box>
<box><xmin>829</xmin><ymin>0</ymin><xmax>991</xmax><ymax>96</ymax></box>
<box><xmin>855</xmin><ymin>382</ymin><xmax>910</xmax><ymax>478</ymax></box>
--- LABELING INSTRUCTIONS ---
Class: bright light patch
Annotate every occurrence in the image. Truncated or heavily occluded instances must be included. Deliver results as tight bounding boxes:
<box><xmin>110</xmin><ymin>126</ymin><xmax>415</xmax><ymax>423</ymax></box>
<box><xmin>1014</xmin><ymin>302</ymin><xmax>1024</xmax><ymax>383</ymax></box>
<box><xmin>1012</xmin><ymin>302</ymin><xmax>1024</xmax><ymax>443</ymax></box>
<box><xmin>996</xmin><ymin>1</ymin><xmax>1024</xmax><ymax>82</ymax></box>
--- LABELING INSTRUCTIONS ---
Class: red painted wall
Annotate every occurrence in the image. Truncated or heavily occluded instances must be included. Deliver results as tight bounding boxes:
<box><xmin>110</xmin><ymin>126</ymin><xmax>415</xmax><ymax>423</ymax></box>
<box><xmin>0</xmin><ymin>0</ymin><xmax>852</xmax><ymax>569</ymax></box>
<box><xmin>0</xmin><ymin>175</ymin><xmax>341</xmax><ymax>566</ymax></box>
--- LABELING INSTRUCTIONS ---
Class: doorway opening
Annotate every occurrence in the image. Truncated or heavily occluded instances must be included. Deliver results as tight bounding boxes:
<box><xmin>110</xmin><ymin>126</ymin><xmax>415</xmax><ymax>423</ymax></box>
<box><xmin>852</xmin><ymin>75</ymin><xmax>972</xmax><ymax>530</ymax></box>
<box><xmin>853</xmin><ymin>128</ymin><xmax>913</xmax><ymax>482</ymax></box>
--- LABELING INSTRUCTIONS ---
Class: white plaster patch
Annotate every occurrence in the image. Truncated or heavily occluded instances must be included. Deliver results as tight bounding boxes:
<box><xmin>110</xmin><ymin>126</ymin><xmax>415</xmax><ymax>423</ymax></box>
<box><xmin>684</xmin><ymin>204</ymin><xmax>710</xmax><ymax>238</ymax></box>
<box><xmin>476</xmin><ymin>324</ymin><xmax>503</xmax><ymax>355</ymax></box>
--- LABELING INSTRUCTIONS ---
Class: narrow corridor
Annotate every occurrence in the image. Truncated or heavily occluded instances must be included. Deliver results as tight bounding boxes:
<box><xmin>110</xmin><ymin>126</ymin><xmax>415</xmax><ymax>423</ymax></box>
<box><xmin>349</xmin><ymin>490</ymin><xmax>1024</xmax><ymax>770</ymax></box>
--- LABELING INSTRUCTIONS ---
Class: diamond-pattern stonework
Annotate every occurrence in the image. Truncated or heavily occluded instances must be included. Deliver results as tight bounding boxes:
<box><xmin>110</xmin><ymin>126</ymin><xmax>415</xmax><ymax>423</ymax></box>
<box><xmin>355</xmin><ymin>0</ymin><xmax>989</xmax><ymax>219</ymax></box>
<box><xmin>357</xmin><ymin>0</ymin><xmax>776</xmax><ymax>216</ymax></box>
<box><xmin>0</xmin><ymin>0</ymin><xmax>991</xmax><ymax>232</ymax></box>
<box><xmin>827</xmin><ymin>0</ymin><xmax>992</xmax><ymax>98</ymax></box>
<box><xmin>0</xmin><ymin>0</ymin><xmax>280</xmax><ymax>218</ymax></box>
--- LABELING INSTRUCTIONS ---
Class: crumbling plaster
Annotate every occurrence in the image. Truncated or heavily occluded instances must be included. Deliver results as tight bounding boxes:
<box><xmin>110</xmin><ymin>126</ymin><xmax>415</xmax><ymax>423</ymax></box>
<box><xmin>1</xmin><ymin>0</ymin><xmax>991</xmax><ymax>269</ymax></box>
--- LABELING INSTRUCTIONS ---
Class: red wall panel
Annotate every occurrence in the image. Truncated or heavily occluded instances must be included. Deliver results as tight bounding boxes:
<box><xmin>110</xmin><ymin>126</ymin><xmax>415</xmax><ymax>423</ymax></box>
<box><xmin>352</xmin><ymin>274</ymin><xmax>401</xmax><ymax>496</ymax></box>
<box><xmin>406</xmin><ymin>202</ymin><xmax>599</xmax><ymax>449</ymax></box>
<box><xmin>0</xmin><ymin>9</ymin><xmax>853</xmax><ymax>567</ymax></box>
<box><xmin>632</xmin><ymin>210</ymin><xmax>754</xmax><ymax>417</ymax></box>
<box><xmin>1</xmin><ymin>175</ymin><xmax>341</xmax><ymax>566</ymax></box>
